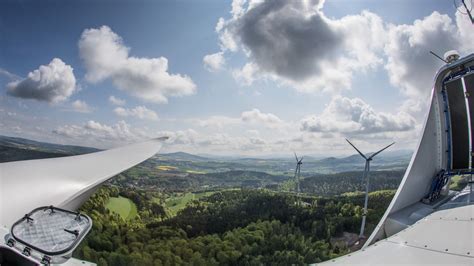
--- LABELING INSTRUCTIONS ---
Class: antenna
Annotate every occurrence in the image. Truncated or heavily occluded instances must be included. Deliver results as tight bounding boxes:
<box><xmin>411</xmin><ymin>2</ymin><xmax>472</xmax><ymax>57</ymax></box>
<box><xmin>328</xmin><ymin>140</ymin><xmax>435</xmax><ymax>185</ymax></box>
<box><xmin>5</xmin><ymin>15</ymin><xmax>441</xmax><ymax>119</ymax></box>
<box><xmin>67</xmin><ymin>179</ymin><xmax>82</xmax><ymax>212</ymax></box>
<box><xmin>430</xmin><ymin>51</ymin><xmax>448</xmax><ymax>63</ymax></box>
<box><xmin>345</xmin><ymin>139</ymin><xmax>395</xmax><ymax>238</ymax></box>
<box><xmin>454</xmin><ymin>0</ymin><xmax>474</xmax><ymax>23</ymax></box>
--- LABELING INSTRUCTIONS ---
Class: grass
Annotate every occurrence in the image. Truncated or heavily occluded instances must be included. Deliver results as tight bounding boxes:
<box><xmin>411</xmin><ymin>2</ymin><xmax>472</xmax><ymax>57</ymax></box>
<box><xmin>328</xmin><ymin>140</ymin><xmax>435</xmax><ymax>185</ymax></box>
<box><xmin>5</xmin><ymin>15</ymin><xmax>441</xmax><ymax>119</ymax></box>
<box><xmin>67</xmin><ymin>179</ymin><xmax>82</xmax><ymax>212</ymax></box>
<box><xmin>105</xmin><ymin>196</ymin><xmax>138</xmax><ymax>221</ymax></box>
<box><xmin>164</xmin><ymin>191</ymin><xmax>216</xmax><ymax>216</ymax></box>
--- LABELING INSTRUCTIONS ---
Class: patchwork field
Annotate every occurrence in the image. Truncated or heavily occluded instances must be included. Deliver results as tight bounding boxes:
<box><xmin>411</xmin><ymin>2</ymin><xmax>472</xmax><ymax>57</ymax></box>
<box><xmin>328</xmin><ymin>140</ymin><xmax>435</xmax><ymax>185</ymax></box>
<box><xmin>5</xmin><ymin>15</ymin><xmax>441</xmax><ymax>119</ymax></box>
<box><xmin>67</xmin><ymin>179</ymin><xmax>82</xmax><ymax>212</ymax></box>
<box><xmin>105</xmin><ymin>196</ymin><xmax>138</xmax><ymax>220</ymax></box>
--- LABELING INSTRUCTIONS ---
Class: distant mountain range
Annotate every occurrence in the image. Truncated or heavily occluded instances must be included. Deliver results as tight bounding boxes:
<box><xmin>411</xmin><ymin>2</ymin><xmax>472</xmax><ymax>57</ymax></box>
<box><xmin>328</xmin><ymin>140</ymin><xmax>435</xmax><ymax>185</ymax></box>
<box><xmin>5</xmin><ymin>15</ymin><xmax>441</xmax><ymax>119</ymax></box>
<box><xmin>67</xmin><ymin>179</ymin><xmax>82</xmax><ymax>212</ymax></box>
<box><xmin>156</xmin><ymin>152</ymin><xmax>210</xmax><ymax>162</ymax></box>
<box><xmin>0</xmin><ymin>135</ymin><xmax>412</xmax><ymax>173</ymax></box>
<box><xmin>0</xmin><ymin>135</ymin><xmax>100</xmax><ymax>163</ymax></box>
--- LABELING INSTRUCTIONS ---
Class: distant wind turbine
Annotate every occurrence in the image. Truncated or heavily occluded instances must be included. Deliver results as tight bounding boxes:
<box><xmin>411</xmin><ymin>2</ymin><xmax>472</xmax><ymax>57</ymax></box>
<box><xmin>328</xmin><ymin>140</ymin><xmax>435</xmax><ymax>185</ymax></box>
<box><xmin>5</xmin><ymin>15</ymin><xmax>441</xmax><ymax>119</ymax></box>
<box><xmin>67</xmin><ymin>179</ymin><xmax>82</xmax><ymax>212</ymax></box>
<box><xmin>294</xmin><ymin>153</ymin><xmax>303</xmax><ymax>204</ymax></box>
<box><xmin>345</xmin><ymin>139</ymin><xmax>395</xmax><ymax>238</ymax></box>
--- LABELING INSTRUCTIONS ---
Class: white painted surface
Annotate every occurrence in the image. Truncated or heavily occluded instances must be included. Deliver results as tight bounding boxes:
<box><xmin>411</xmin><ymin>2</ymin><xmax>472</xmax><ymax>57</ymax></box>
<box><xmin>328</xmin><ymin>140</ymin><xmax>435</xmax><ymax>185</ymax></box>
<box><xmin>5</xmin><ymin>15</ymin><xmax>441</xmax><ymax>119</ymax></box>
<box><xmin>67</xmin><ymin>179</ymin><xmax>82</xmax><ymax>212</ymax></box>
<box><xmin>317</xmin><ymin>205</ymin><xmax>474</xmax><ymax>265</ymax></box>
<box><xmin>0</xmin><ymin>138</ymin><xmax>165</xmax><ymax>228</ymax></box>
<box><xmin>367</xmin><ymin>54</ymin><xmax>474</xmax><ymax>246</ymax></box>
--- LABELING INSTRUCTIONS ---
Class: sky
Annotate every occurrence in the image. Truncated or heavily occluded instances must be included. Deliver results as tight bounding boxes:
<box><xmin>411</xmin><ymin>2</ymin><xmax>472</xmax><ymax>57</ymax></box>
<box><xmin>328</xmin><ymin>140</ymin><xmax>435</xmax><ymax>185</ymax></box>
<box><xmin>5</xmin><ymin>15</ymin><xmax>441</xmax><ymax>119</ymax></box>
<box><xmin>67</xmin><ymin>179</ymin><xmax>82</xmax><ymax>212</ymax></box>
<box><xmin>0</xmin><ymin>0</ymin><xmax>473</xmax><ymax>156</ymax></box>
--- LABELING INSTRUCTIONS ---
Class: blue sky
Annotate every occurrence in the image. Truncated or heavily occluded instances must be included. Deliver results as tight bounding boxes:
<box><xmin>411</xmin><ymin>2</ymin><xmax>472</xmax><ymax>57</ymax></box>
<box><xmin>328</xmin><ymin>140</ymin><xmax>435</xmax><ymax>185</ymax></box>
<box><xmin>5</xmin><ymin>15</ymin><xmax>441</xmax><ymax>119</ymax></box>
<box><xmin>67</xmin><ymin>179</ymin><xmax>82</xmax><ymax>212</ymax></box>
<box><xmin>0</xmin><ymin>0</ymin><xmax>472</xmax><ymax>156</ymax></box>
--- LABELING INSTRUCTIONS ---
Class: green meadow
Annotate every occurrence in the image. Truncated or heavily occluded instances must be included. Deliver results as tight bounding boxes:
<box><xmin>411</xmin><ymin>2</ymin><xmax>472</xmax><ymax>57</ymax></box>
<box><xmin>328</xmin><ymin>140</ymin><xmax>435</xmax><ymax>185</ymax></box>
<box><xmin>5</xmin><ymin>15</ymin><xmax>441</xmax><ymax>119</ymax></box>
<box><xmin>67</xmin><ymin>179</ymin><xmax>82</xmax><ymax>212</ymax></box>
<box><xmin>105</xmin><ymin>196</ymin><xmax>138</xmax><ymax>221</ymax></box>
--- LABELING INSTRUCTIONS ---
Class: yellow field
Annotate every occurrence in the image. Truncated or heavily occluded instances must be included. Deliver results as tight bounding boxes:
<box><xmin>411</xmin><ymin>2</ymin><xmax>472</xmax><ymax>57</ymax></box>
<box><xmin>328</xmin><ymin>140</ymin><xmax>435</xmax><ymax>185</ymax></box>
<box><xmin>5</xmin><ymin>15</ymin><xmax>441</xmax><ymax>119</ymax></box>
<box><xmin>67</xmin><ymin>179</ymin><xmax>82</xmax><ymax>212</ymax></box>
<box><xmin>156</xmin><ymin>165</ymin><xmax>178</xmax><ymax>171</ymax></box>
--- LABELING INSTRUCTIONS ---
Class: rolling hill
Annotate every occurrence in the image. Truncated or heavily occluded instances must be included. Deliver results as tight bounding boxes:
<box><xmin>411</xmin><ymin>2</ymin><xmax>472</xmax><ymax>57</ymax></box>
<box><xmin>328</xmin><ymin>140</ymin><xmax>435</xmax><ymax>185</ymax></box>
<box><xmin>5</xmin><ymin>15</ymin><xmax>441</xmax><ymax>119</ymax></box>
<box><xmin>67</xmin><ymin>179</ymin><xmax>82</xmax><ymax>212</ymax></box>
<box><xmin>0</xmin><ymin>135</ymin><xmax>99</xmax><ymax>163</ymax></box>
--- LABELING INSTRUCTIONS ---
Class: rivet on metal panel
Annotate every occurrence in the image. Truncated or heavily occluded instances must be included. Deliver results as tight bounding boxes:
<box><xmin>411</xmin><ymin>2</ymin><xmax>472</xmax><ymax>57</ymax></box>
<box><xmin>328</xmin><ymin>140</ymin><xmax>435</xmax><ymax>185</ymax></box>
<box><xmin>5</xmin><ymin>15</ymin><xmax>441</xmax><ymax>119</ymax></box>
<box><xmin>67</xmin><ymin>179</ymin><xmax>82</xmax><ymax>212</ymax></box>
<box><xmin>445</xmin><ymin>249</ymin><xmax>449</xmax><ymax>252</ymax></box>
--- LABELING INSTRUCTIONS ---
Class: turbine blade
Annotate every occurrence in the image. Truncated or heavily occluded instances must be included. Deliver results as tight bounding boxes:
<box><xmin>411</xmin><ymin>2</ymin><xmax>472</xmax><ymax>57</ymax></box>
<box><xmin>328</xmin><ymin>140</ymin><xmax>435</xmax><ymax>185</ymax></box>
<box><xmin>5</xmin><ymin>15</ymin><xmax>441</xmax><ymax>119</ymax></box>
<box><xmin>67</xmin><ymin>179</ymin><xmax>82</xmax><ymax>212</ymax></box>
<box><xmin>345</xmin><ymin>138</ymin><xmax>367</xmax><ymax>160</ymax></box>
<box><xmin>294</xmin><ymin>152</ymin><xmax>299</xmax><ymax>162</ymax></box>
<box><xmin>369</xmin><ymin>142</ymin><xmax>395</xmax><ymax>159</ymax></box>
<box><xmin>299</xmin><ymin>156</ymin><xmax>304</xmax><ymax>163</ymax></box>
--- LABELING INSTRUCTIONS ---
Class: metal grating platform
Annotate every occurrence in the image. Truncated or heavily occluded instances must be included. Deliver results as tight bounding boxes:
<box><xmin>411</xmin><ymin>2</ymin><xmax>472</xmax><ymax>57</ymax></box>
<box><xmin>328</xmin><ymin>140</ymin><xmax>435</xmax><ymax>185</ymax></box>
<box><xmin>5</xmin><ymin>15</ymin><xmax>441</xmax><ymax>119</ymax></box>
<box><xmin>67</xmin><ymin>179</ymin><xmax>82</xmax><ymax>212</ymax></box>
<box><xmin>10</xmin><ymin>206</ymin><xmax>91</xmax><ymax>256</ymax></box>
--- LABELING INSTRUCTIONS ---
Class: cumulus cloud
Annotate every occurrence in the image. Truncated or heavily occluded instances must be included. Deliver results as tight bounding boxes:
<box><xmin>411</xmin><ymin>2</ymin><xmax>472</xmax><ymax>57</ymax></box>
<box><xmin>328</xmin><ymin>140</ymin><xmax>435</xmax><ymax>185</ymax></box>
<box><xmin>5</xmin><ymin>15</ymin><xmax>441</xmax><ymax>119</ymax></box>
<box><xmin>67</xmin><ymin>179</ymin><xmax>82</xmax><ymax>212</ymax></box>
<box><xmin>79</xmin><ymin>26</ymin><xmax>196</xmax><ymax>103</ymax></box>
<box><xmin>241</xmin><ymin>108</ymin><xmax>283</xmax><ymax>127</ymax></box>
<box><xmin>213</xmin><ymin>0</ymin><xmax>386</xmax><ymax>93</ymax></box>
<box><xmin>191</xmin><ymin>109</ymin><xmax>284</xmax><ymax>130</ymax></box>
<box><xmin>6</xmin><ymin>58</ymin><xmax>76</xmax><ymax>103</ymax></box>
<box><xmin>53</xmin><ymin>120</ymin><xmax>150</xmax><ymax>147</ymax></box>
<box><xmin>232</xmin><ymin>62</ymin><xmax>260</xmax><ymax>86</ymax></box>
<box><xmin>384</xmin><ymin>11</ymin><xmax>472</xmax><ymax>98</ymax></box>
<box><xmin>233</xmin><ymin>0</ymin><xmax>341</xmax><ymax>80</ymax></box>
<box><xmin>157</xmin><ymin>129</ymin><xmax>200</xmax><ymax>145</ymax></box>
<box><xmin>213</xmin><ymin>1</ymin><xmax>473</xmax><ymax>96</ymax></box>
<box><xmin>71</xmin><ymin>100</ymin><xmax>93</xmax><ymax>113</ymax></box>
<box><xmin>109</xmin><ymin>95</ymin><xmax>126</xmax><ymax>106</ymax></box>
<box><xmin>114</xmin><ymin>106</ymin><xmax>159</xmax><ymax>121</ymax></box>
<box><xmin>300</xmin><ymin>96</ymin><xmax>416</xmax><ymax>134</ymax></box>
<box><xmin>203</xmin><ymin>52</ymin><xmax>226</xmax><ymax>72</ymax></box>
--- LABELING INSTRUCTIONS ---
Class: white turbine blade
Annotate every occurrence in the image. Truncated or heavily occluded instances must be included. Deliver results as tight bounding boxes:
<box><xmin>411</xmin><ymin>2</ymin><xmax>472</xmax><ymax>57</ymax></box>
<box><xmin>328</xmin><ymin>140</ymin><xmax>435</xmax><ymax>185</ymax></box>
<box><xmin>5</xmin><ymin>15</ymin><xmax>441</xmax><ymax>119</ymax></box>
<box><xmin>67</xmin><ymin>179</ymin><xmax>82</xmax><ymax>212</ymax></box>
<box><xmin>0</xmin><ymin>137</ymin><xmax>166</xmax><ymax>227</ymax></box>
<box><xmin>345</xmin><ymin>138</ymin><xmax>367</xmax><ymax>160</ymax></box>
<box><xmin>294</xmin><ymin>152</ymin><xmax>299</xmax><ymax>162</ymax></box>
<box><xmin>299</xmin><ymin>156</ymin><xmax>304</xmax><ymax>163</ymax></box>
<box><xmin>368</xmin><ymin>142</ymin><xmax>395</xmax><ymax>160</ymax></box>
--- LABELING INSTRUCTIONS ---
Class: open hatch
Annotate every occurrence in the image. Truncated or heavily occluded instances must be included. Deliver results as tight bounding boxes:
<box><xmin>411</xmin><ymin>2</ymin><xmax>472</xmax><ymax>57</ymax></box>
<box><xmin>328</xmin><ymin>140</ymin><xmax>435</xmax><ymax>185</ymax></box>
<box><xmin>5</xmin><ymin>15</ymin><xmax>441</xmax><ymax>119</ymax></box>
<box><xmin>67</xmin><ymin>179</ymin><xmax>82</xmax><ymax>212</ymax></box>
<box><xmin>5</xmin><ymin>206</ymin><xmax>92</xmax><ymax>265</ymax></box>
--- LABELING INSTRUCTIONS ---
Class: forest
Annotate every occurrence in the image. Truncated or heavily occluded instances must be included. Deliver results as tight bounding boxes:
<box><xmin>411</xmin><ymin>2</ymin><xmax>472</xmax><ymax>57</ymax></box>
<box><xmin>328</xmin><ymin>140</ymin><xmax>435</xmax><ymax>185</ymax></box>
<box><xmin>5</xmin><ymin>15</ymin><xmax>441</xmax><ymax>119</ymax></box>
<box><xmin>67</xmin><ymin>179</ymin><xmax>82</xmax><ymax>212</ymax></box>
<box><xmin>74</xmin><ymin>187</ymin><xmax>395</xmax><ymax>265</ymax></box>
<box><xmin>0</xmin><ymin>135</ymin><xmax>405</xmax><ymax>265</ymax></box>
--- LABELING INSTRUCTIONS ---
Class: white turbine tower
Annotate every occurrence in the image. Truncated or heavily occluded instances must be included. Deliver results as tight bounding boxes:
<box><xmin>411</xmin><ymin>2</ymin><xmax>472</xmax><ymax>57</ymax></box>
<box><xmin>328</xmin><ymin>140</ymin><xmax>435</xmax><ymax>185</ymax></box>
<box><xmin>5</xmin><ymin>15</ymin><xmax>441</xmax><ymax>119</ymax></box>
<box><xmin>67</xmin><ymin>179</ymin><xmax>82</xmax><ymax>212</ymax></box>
<box><xmin>294</xmin><ymin>153</ymin><xmax>303</xmax><ymax>204</ymax></box>
<box><xmin>345</xmin><ymin>139</ymin><xmax>395</xmax><ymax>238</ymax></box>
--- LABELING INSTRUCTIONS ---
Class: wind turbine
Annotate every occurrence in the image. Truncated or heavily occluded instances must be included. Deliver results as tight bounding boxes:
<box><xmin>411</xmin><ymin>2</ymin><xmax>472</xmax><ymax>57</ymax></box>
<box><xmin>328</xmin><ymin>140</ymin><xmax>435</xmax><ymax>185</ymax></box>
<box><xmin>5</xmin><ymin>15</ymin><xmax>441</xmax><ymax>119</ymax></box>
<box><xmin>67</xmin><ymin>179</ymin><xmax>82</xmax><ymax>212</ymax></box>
<box><xmin>294</xmin><ymin>153</ymin><xmax>303</xmax><ymax>204</ymax></box>
<box><xmin>345</xmin><ymin>139</ymin><xmax>395</xmax><ymax>238</ymax></box>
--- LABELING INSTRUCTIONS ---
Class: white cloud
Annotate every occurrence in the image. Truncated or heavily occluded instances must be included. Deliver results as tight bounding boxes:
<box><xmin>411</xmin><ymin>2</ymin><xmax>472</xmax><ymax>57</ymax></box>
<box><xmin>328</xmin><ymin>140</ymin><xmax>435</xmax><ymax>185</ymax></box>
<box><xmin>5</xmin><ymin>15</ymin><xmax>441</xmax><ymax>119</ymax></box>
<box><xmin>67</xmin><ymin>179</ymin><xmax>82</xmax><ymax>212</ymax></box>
<box><xmin>214</xmin><ymin>1</ymin><xmax>473</xmax><ymax>97</ymax></box>
<box><xmin>114</xmin><ymin>106</ymin><xmax>158</xmax><ymax>121</ymax></box>
<box><xmin>214</xmin><ymin>0</ymin><xmax>386</xmax><ymax>93</ymax></box>
<box><xmin>157</xmin><ymin>129</ymin><xmax>200</xmax><ymax>145</ymax></box>
<box><xmin>6</xmin><ymin>58</ymin><xmax>76</xmax><ymax>103</ymax></box>
<box><xmin>191</xmin><ymin>108</ymin><xmax>284</xmax><ymax>130</ymax></box>
<box><xmin>79</xmin><ymin>25</ymin><xmax>196</xmax><ymax>103</ymax></box>
<box><xmin>203</xmin><ymin>52</ymin><xmax>225</xmax><ymax>72</ymax></box>
<box><xmin>71</xmin><ymin>100</ymin><xmax>93</xmax><ymax>113</ymax></box>
<box><xmin>384</xmin><ymin>11</ymin><xmax>471</xmax><ymax>98</ymax></box>
<box><xmin>232</xmin><ymin>62</ymin><xmax>260</xmax><ymax>86</ymax></box>
<box><xmin>53</xmin><ymin>120</ymin><xmax>151</xmax><ymax>147</ymax></box>
<box><xmin>109</xmin><ymin>95</ymin><xmax>126</xmax><ymax>106</ymax></box>
<box><xmin>455</xmin><ymin>11</ymin><xmax>474</xmax><ymax>52</ymax></box>
<box><xmin>241</xmin><ymin>108</ymin><xmax>283</xmax><ymax>127</ymax></box>
<box><xmin>300</xmin><ymin>96</ymin><xmax>416</xmax><ymax>134</ymax></box>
